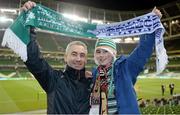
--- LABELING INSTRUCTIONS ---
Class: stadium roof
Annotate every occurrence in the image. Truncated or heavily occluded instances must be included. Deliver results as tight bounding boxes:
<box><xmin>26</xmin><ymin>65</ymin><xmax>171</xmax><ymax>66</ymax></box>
<box><xmin>0</xmin><ymin>0</ymin><xmax>179</xmax><ymax>19</ymax></box>
<box><xmin>0</xmin><ymin>0</ymin><xmax>179</xmax><ymax>11</ymax></box>
<box><xmin>60</xmin><ymin>0</ymin><xmax>179</xmax><ymax>11</ymax></box>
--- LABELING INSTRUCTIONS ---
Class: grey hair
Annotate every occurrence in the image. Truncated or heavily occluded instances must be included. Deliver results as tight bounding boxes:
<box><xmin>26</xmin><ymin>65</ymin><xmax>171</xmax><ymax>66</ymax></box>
<box><xmin>65</xmin><ymin>41</ymin><xmax>88</xmax><ymax>54</ymax></box>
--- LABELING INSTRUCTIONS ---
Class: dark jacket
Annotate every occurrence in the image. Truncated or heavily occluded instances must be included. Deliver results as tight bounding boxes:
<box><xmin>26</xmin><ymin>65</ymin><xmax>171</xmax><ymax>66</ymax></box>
<box><xmin>25</xmin><ymin>29</ymin><xmax>91</xmax><ymax>114</ymax></box>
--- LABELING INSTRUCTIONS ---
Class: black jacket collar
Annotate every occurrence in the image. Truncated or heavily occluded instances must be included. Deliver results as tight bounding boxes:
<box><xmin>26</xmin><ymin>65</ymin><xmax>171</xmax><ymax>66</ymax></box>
<box><xmin>64</xmin><ymin>65</ymin><xmax>85</xmax><ymax>80</ymax></box>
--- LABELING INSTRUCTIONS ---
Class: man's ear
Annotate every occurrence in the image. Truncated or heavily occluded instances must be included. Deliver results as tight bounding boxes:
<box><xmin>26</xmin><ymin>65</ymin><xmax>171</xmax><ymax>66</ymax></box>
<box><xmin>64</xmin><ymin>54</ymin><xmax>67</xmax><ymax>63</ymax></box>
<box><xmin>85</xmin><ymin>56</ymin><xmax>87</xmax><ymax>64</ymax></box>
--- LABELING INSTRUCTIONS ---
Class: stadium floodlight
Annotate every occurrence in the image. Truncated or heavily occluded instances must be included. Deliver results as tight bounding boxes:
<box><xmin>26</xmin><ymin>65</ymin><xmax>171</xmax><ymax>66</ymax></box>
<box><xmin>62</xmin><ymin>13</ymin><xmax>88</xmax><ymax>22</ymax></box>
<box><xmin>175</xmin><ymin>20</ymin><xmax>179</xmax><ymax>24</ymax></box>
<box><xmin>112</xmin><ymin>38</ymin><xmax>123</xmax><ymax>43</ymax></box>
<box><xmin>124</xmin><ymin>37</ymin><xmax>133</xmax><ymax>43</ymax></box>
<box><xmin>0</xmin><ymin>8</ymin><xmax>17</xmax><ymax>14</ymax></box>
<box><xmin>0</xmin><ymin>16</ymin><xmax>14</xmax><ymax>23</ymax></box>
<box><xmin>171</xmin><ymin>20</ymin><xmax>175</xmax><ymax>24</ymax></box>
<box><xmin>134</xmin><ymin>37</ymin><xmax>140</xmax><ymax>41</ymax></box>
<box><xmin>163</xmin><ymin>22</ymin><xmax>168</xmax><ymax>27</ymax></box>
<box><xmin>91</xmin><ymin>19</ymin><xmax>103</xmax><ymax>24</ymax></box>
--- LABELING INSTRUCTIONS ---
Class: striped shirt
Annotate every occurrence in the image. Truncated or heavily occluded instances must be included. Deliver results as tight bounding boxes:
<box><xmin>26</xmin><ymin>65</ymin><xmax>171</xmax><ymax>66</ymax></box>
<box><xmin>108</xmin><ymin>95</ymin><xmax>118</xmax><ymax>114</ymax></box>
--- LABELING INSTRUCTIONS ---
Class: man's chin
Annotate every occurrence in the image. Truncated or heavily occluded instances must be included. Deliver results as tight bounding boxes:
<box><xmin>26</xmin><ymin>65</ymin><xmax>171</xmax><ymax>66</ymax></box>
<box><xmin>73</xmin><ymin>66</ymin><xmax>84</xmax><ymax>70</ymax></box>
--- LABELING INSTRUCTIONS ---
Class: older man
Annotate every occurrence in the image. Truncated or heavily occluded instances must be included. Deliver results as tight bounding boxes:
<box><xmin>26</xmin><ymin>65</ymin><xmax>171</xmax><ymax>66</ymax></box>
<box><xmin>22</xmin><ymin>1</ymin><xmax>92</xmax><ymax>114</ymax></box>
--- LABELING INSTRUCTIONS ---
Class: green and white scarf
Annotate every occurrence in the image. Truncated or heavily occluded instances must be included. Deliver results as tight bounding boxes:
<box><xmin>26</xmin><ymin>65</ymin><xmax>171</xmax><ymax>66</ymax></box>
<box><xmin>1</xmin><ymin>4</ymin><xmax>168</xmax><ymax>74</ymax></box>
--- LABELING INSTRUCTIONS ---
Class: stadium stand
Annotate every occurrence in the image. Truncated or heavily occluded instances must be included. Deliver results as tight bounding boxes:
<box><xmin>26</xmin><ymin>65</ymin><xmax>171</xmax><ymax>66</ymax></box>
<box><xmin>0</xmin><ymin>0</ymin><xmax>180</xmax><ymax>114</ymax></box>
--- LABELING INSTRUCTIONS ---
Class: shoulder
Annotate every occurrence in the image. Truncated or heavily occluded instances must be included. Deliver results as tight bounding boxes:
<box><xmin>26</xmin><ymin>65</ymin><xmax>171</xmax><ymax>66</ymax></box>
<box><xmin>52</xmin><ymin>69</ymin><xmax>64</xmax><ymax>79</ymax></box>
<box><xmin>114</xmin><ymin>55</ymin><xmax>127</xmax><ymax>66</ymax></box>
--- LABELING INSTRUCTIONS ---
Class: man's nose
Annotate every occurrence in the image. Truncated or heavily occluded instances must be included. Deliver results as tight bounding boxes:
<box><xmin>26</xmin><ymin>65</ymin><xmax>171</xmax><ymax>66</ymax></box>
<box><xmin>76</xmin><ymin>55</ymin><xmax>81</xmax><ymax>61</ymax></box>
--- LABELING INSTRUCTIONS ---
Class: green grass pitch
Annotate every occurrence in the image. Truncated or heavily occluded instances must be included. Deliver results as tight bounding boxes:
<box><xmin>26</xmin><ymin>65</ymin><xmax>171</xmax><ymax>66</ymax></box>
<box><xmin>0</xmin><ymin>78</ymin><xmax>180</xmax><ymax>113</ymax></box>
<box><xmin>135</xmin><ymin>78</ymin><xmax>180</xmax><ymax>100</ymax></box>
<box><xmin>0</xmin><ymin>79</ymin><xmax>46</xmax><ymax>113</ymax></box>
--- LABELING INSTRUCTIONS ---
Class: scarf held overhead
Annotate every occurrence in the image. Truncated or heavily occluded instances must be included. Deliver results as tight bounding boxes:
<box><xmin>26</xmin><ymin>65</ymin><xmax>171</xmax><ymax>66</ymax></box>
<box><xmin>1</xmin><ymin>4</ymin><xmax>168</xmax><ymax>74</ymax></box>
